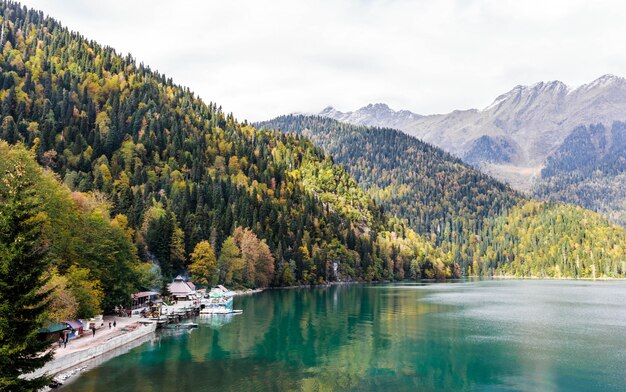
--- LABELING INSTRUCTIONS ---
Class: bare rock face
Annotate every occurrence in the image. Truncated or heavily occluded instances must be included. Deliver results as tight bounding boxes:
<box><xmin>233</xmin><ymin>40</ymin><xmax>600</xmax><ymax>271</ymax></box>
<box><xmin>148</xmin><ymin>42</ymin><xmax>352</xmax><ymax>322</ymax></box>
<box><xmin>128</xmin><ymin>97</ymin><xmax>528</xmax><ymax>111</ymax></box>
<box><xmin>319</xmin><ymin>103</ymin><xmax>422</xmax><ymax>130</ymax></box>
<box><xmin>319</xmin><ymin>75</ymin><xmax>626</xmax><ymax>191</ymax></box>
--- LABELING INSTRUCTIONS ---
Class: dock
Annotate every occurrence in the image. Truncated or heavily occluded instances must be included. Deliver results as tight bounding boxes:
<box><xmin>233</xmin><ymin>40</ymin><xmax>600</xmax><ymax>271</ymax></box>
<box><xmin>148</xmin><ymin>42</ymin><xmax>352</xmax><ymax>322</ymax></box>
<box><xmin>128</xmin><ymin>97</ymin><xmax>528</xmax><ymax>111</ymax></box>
<box><xmin>141</xmin><ymin>300</ymin><xmax>201</xmax><ymax>328</ymax></box>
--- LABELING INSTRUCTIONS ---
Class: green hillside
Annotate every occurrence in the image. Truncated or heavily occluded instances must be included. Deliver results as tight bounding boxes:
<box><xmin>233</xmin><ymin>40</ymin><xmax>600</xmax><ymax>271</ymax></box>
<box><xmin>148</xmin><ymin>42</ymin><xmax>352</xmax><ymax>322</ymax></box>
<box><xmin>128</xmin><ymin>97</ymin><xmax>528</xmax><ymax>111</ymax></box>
<box><xmin>256</xmin><ymin>115</ymin><xmax>521</xmax><ymax>241</ymax></box>
<box><xmin>0</xmin><ymin>0</ymin><xmax>455</xmax><ymax>296</ymax></box>
<box><xmin>257</xmin><ymin>115</ymin><xmax>626</xmax><ymax>278</ymax></box>
<box><xmin>475</xmin><ymin>200</ymin><xmax>626</xmax><ymax>278</ymax></box>
<box><xmin>534</xmin><ymin>122</ymin><xmax>626</xmax><ymax>226</ymax></box>
<box><xmin>255</xmin><ymin>115</ymin><xmax>521</xmax><ymax>265</ymax></box>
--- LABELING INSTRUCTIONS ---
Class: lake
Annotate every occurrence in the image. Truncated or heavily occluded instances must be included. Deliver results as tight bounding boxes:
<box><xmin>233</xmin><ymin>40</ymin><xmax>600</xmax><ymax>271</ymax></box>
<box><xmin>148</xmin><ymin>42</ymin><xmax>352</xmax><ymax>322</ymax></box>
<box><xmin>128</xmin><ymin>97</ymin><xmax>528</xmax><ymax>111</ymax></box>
<box><xmin>62</xmin><ymin>280</ymin><xmax>626</xmax><ymax>391</ymax></box>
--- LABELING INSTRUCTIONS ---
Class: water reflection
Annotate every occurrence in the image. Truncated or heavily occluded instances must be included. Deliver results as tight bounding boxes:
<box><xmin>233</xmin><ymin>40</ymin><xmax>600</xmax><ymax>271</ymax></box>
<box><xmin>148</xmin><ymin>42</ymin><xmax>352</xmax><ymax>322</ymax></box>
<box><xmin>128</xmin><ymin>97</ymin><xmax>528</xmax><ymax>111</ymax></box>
<box><xmin>195</xmin><ymin>314</ymin><xmax>238</xmax><ymax>329</ymax></box>
<box><xmin>63</xmin><ymin>281</ymin><xmax>626</xmax><ymax>392</ymax></box>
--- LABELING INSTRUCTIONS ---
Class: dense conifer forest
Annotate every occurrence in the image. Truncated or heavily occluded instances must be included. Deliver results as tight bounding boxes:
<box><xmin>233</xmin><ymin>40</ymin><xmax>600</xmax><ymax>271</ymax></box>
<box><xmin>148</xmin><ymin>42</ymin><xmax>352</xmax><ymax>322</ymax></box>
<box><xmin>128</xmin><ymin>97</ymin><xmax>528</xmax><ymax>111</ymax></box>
<box><xmin>475</xmin><ymin>200</ymin><xmax>626</xmax><ymax>277</ymax></box>
<box><xmin>257</xmin><ymin>115</ymin><xmax>626</xmax><ymax>277</ymax></box>
<box><xmin>534</xmin><ymin>122</ymin><xmax>626</xmax><ymax>226</ymax></box>
<box><xmin>256</xmin><ymin>115</ymin><xmax>522</xmax><ymax>242</ymax></box>
<box><xmin>0</xmin><ymin>0</ymin><xmax>456</xmax><ymax>327</ymax></box>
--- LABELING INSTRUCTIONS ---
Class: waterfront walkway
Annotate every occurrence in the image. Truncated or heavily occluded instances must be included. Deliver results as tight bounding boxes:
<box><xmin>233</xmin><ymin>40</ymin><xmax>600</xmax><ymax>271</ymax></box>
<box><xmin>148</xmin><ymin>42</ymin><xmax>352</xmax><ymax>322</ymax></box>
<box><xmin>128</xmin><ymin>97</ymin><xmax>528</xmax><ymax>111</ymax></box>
<box><xmin>53</xmin><ymin>316</ymin><xmax>140</xmax><ymax>359</ymax></box>
<box><xmin>55</xmin><ymin>300</ymin><xmax>200</xmax><ymax>358</ymax></box>
<box><xmin>28</xmin><ymin>316</ymin><xmax>157</xmax><ymax>382</ymax></box>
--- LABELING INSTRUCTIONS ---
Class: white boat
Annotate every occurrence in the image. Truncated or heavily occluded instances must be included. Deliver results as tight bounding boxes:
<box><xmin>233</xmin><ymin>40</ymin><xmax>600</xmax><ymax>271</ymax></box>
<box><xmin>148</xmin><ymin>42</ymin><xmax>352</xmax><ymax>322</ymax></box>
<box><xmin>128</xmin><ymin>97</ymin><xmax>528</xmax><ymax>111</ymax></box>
<box><xmin>199</xmin><ymin>307</ymin><xmax>232</xmax><ymax>315</ymax></box>
<box><xmin>199</xmin><ymin>286</ymin><xmax>235</xmax><ymax>314</ymax></box>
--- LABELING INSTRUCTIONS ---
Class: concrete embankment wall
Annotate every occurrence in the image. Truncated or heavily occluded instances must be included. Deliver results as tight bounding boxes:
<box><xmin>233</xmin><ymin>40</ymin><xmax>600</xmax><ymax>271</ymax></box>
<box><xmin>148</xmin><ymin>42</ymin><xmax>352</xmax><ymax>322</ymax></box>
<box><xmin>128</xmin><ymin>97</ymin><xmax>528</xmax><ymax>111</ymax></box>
<box><xmin>30</xmin><ymin>323</ymin><xmax>156</xmax><ymax>379</ymax></box>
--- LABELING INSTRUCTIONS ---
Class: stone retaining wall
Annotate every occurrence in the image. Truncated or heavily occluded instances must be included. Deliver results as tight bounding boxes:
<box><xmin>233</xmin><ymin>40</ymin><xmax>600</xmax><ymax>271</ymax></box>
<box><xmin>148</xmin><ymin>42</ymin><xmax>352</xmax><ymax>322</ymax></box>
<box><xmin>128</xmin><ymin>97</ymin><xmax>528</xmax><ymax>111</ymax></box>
<box><xmin>30</xmin><ymin>322</ymin><xmax>156</xmax><ymax>378</ymax></box>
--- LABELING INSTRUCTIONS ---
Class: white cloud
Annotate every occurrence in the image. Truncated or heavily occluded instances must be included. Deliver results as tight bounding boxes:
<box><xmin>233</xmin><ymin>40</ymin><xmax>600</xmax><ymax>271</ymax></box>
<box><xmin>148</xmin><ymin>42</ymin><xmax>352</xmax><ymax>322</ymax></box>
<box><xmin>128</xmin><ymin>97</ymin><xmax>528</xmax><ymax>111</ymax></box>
<box><xmin>20</xmin><ymin>0</ymin><xmax>626</xmax><ymax>121</ymax></box>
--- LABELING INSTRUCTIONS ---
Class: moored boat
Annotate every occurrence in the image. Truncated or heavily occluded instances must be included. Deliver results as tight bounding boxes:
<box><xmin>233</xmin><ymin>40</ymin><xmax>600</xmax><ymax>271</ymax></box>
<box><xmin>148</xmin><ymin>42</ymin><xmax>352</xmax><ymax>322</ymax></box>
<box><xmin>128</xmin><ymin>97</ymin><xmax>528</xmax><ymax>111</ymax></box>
<box><xmin>199</xmin><ymin>285</ymin><xmax>236</xmax><ymax>314</ymax></box>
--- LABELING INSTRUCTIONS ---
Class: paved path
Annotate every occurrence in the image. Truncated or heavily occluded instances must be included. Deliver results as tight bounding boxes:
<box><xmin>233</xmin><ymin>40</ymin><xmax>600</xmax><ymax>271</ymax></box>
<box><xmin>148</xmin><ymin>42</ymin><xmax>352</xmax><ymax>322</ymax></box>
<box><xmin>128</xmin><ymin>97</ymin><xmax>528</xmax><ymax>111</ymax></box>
<box><xmin>52</xmin><ymin>302</ymin><xmax>199</xmax><ymax>357</ymax></box>
<box><xmin>53</xmin><ymin>316</ymin><xmax>140</xmax><ymax>358</ymax></box>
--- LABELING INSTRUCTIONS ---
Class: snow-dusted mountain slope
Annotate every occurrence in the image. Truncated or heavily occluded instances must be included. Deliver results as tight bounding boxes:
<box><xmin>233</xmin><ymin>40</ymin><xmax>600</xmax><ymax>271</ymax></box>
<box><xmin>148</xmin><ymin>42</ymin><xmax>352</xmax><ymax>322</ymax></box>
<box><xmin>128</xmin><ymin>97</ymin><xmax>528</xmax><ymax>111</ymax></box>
<box><xmin>319</xmin><ymin>75</ymin><xmax>626</xmax><ymax>190</ymax></box>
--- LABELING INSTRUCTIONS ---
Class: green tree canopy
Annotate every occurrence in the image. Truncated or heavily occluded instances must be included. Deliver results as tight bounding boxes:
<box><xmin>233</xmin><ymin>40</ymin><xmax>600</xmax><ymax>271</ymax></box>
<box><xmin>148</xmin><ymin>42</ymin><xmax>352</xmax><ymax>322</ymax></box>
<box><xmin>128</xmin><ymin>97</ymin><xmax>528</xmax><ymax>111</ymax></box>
<box><xmin>218</xmin><ymin>237</ymin><xmax>243</xmax><ymax>286</ymax></box>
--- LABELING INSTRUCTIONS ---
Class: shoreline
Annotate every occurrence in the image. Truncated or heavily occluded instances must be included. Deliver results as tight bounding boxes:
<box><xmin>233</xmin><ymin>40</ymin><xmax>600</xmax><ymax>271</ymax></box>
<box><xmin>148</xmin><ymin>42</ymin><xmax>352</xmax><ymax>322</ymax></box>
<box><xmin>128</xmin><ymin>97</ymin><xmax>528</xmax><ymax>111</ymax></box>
<box><xmin>32</xmin><ymin>321</ymin><xmax>157</xmax><ymax>390</ymax></box>
<box><xmin>473</xmin><ymin>275</ymin><xmax>626</xmax><ymax>281</ymax></box>
<box><xmin>38</xmin><ymin>289</ymin><xmax>265</xmax><ymax>389</ymax></box>
<box><xmin>44</xmin><ymin>327</ymin><xmax>156</xmax><ymax>390</ymax></box>
<box><xmin>259</xmin><ymin>276</ymin><xmax>626</xmax><ymax>290</ymax></box>
<box><xmin>269</xmin><ymin>280</ymin><xmax>377</xmax><ymax>290</ymax></box>
<box><xmin>232</xmin><ymin>288</ymin><xmax>265</xmax><ymax>296</ymax></box>
<box><xmin>39</xmin><ymin>277</ymin><xmax>623</xmax><ymax>389</ymax></box>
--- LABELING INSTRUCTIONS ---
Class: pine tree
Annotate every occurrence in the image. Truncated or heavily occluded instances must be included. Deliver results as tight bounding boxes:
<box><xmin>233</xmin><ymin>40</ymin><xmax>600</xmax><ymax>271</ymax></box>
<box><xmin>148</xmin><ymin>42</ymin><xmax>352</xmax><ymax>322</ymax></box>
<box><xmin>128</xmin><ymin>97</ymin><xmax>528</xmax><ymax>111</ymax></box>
<box><xmin>0</xmin><ymin>147</ymin><xmax>53</xmax><ymax>390</ymax></box>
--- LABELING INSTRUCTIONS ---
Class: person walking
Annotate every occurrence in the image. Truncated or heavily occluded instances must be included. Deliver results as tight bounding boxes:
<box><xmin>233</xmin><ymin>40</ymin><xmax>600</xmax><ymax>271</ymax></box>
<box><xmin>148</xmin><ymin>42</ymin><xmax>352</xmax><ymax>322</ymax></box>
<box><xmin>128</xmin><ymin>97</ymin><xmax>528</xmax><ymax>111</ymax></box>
<box><xmin>113</xmin><ymin>320</ymin><xmax>117</xmax><ymax>328</ymax></box>
<box><xmin>108</xmin><ymin>322</ymin><xmax>112</xmax><ymax>329</ymax></box>
<box><xmin>58</xmin><ymin>337</ymin><xmax>63</xmax><ymax>348</ymax></box>
<box><xmin>92</xmin><ymin>325</ymin><xmax>96</xmax><ymax>337</ymax></box>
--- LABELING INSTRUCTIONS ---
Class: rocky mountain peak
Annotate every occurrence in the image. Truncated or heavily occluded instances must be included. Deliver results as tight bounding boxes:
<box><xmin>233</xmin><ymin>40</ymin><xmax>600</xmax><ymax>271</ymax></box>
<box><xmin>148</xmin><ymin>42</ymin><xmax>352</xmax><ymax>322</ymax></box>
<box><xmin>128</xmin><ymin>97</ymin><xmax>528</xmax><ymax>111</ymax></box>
<box><xmin>577</xmin><ymin>74</ymin><xmax>626</xmax><ymax>91</ymax></box>
<box><xmin>316</xmin><ymin>103</ymin><xmax>421</xmax><ymax>128</ymax></box>
<box><xmin>317</xmin><ymin>75</ymin><xmax>626</xmax><ymax>190</ymax></box>
<box><xmin>319</xmin><ymin>106</ymin><xmax>340</xmax><ymax>116</ymax></box>
<box><xmin>485</xmin><ymin>80</ymin><xmax>569</xmax><ymax>111</ymax></box>
<box><xmin>364</xmin><ymin>102</ymin><xmax>391</xmax><ymax>110</ymax></box>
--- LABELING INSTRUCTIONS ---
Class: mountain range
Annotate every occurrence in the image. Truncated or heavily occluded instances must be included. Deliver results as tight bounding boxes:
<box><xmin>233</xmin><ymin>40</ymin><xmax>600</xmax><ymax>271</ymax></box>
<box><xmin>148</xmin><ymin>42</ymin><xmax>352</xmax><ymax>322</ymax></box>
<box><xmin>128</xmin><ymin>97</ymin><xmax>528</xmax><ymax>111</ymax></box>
<box><xmin>319</xmin><ymin>75</ymin><xmax>626</xmax><ymax>191</ymax></box>
<box><xmin>1</xmin><ymin>0</ymin><xmax>626</xmax><ymax>287</ymax></box>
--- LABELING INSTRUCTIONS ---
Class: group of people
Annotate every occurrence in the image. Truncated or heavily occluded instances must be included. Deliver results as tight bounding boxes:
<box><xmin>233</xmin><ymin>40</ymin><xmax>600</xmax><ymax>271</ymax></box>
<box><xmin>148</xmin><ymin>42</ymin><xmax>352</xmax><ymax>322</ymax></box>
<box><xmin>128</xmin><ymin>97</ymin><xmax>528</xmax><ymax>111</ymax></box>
<box><xmin>57</xmin><ymin>332</ymin><xmax>69</xmax><ymax>348</ymax></box>
<box><xmin>57</xmin><ymin>319</ymin><xmax>119</xmax><ymax>348</ymax></box>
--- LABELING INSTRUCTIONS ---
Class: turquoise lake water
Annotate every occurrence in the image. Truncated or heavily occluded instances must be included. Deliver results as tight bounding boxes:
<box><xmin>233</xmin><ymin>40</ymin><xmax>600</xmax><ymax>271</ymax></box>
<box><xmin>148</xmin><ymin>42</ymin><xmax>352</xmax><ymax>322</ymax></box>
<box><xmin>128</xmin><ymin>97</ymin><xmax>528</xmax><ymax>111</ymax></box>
<box><xmin>62</xmin><ymin>280</ymin><xmax>626</xmax><ymax>391</ymax></box>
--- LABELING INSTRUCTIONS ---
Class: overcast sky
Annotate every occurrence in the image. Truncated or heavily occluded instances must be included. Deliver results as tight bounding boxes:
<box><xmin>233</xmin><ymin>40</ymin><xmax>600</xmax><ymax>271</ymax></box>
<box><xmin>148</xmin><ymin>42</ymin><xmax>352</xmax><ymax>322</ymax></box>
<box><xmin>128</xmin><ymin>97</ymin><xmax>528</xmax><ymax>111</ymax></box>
<box><xmin>20</xmin><ymin>0</ymin><xmax>626</xmax><ymax>121</ymax></box>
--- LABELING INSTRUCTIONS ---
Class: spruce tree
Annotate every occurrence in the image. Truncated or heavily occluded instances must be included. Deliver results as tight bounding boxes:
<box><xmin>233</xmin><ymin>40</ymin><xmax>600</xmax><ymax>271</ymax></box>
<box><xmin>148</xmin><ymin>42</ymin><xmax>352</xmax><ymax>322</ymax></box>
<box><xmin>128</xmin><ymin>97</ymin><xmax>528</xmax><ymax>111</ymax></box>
<box><xmin>0</xmin><ymin>150</ymin><xmax>53</xmax><ymax>390</ymax></box>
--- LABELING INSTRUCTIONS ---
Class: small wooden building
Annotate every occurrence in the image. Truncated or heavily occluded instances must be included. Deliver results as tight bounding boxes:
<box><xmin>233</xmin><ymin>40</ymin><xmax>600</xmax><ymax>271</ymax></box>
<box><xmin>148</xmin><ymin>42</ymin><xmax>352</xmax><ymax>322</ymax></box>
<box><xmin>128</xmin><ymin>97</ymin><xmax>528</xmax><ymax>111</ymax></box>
<box><xmin>167</xmin><ymin>275</ymin><xmax>198</xmax><ymax>300</ymax></box>
<box><xmin>38</xmin><ymin>323</ymin><xmax>70</xmax><ymax>342</ymax></box>
<box><xmin>131</xmin><ymin>291</ymin><xmax>162</xmax><ymax>310</ymax></box>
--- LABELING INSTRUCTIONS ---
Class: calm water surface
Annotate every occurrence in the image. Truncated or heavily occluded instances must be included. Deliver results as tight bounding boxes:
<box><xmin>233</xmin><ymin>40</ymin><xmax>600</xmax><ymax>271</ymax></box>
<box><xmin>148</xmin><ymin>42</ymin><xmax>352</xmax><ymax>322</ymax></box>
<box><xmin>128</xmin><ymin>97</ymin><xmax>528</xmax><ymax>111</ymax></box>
<box><xmin>63</xmin><ymin>280</ymin><xmax>626</xmax><ymax>391</ymax></box>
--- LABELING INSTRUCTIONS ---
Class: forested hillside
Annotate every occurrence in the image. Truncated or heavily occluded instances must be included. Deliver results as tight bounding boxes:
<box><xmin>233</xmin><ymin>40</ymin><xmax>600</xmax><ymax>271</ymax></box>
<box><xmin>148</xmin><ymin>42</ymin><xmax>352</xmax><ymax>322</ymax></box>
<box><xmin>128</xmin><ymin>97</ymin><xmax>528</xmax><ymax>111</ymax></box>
<box><xmin>0</xmin><ymin>0</ymin><xmax>624</xmax><ymax>302</ymax></box>
<box><xmin>474</xmin><ymin>200</ymin><xmax>626</xmax><ymax>278</ymax></box>
<box><xmin>255</xmin><ymin>114</ymin><xmax>522</xmax><ymax>267</ymax></box>
<box><xmin>0</xmin><ymin>141</ymin><xmax>142</xmax><ymax>317</ymax></box>
<box><xmin>534</xmin><ymin>122</ymin><xmax>626</xmax><ymax>226</ymax></box>
<box><xmin>0</xmin><ymin>0</ymin><xmax>456</xmax><ymax>296</ymax></box>
<box><xmin>257</xmin><ymin>115</ymin><xmax>626</xmax><ymax>278</ymax></box>
<box><xmin>256</xmin><ymin>115</ymin><xmax>521</xmax><ymax>241</ymax></box>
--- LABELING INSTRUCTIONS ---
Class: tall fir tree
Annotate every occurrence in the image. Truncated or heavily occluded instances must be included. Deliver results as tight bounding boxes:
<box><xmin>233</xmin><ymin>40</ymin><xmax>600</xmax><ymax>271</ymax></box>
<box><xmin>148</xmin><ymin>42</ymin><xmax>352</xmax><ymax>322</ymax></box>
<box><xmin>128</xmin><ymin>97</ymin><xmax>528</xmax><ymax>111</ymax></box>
<box><xmin>0</xmin><ymin>147</ymin><xmax>53</xmax><ymax>390</ymax></box>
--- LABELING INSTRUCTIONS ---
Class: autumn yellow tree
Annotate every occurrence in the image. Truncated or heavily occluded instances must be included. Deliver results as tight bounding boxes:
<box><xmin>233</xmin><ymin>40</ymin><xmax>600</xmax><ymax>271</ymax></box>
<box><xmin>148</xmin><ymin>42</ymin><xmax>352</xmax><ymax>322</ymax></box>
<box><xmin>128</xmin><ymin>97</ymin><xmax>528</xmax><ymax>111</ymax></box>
<box><xmin>233</xmin><ymin>227</ymin><xmax>275</xmax><ymax>288</ymax></box>
<box><xmin>189</xmin><ymin>241</ymin><xmax>218</xmax><ymax>287</ymax></box>
<box><xmin>67</xmin><ymin>266</ymin><xmax>104</xmax><ymax>318</ymax></box>
<box><xmin>43</xmin><ymin>269</ymin><xmax>78</xmax><ymax>323</ymax></box>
